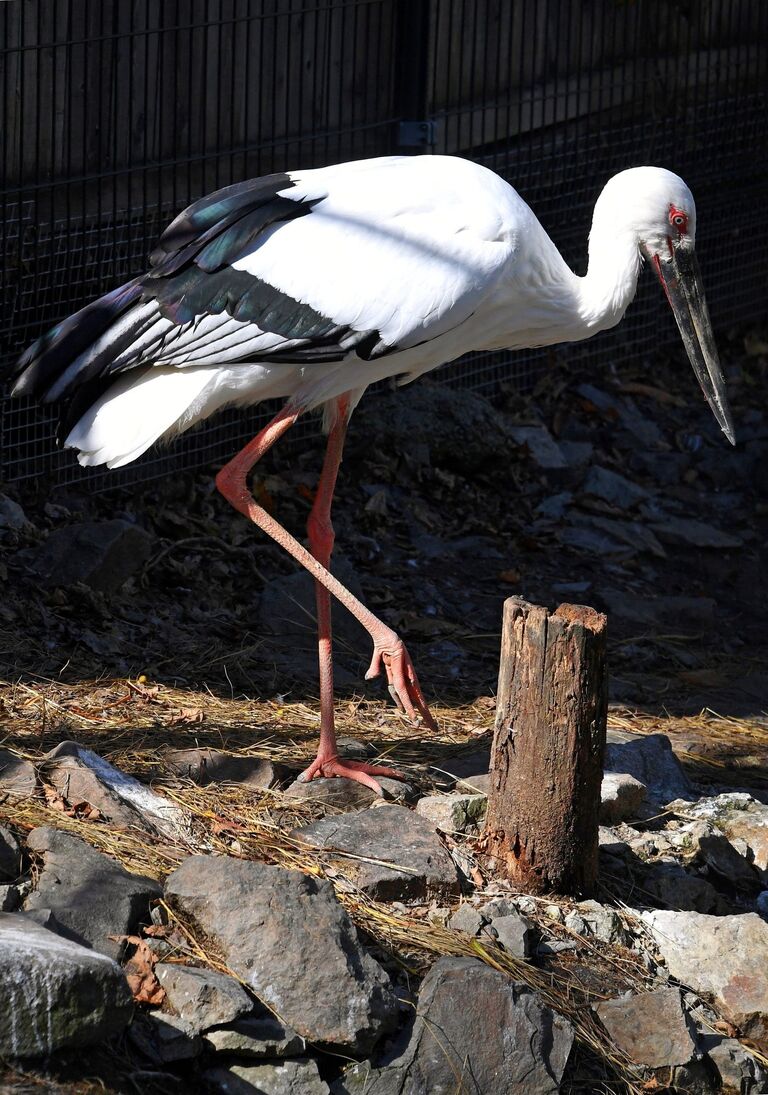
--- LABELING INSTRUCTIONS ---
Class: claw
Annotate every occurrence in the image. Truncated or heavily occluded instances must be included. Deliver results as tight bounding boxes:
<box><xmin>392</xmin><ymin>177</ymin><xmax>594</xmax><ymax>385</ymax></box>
<box><xmin>297</xmin><ymin>753</ymin><xmax>403</xmax><ymax>794</ymax></box>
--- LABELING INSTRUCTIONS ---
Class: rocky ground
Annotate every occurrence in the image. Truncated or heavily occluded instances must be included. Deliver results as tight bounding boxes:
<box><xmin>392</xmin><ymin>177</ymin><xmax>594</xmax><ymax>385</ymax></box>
<box><xmin>0</xmin><ymin>331</ymin><xmax>767</xmax><ymax>1093</ymax></box>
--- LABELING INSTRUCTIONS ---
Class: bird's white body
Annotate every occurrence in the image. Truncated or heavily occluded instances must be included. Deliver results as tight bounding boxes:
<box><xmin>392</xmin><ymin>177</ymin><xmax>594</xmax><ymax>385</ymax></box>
<box><xmin>58</xmin><ymin>156</ymin><xmax>697</xmax><ymax>469</ymax></box>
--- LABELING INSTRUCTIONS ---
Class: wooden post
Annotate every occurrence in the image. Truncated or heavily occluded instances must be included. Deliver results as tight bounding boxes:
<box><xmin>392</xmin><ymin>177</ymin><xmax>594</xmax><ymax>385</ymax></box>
<box><xmin>485</xmin><ymin>598</ymin><xmax>607</xmax><ymax>896</ymax></box>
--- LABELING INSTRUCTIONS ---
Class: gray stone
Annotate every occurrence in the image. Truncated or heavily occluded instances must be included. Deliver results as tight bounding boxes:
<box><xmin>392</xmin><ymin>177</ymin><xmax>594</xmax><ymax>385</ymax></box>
<box><xmin>0</xmin><ymin>884</ymin><xmax>20</xmax><ymax>912</ymax></box>
<box><xmin>291</xmin><ymin>805</ymin><xmax>459</xmax><ymax>903</ymax></box>
<box><xmin>570</xmin><ymin>515</ymin><xmax>666</xmax><ymax>558</ymax></box>
<box><xmin>41</xmin><ymin>740</ymin><xmax>190</xmax><ymax>840</ymax></box>
<box><xmin>508</xmin><ymin>425</ymin><xmax>567</xmax><ymax>469</ymax></box>
<box><xmin>128</xmin><ymin>1010</ymin><xmax>203</xmax><ymax>1062</ymax></box>
<box><xmin>0</xmin><ymin>748</ymin><xmax>36</xmax><ymax>796</ymax></box>
<box><xmin>598</xmin><ymin>589</ymin><xmax>715</xmax><ymax>629</ymax></box>
<box><xmin>559</xmin><ymin>525</ymin><xmax>633</xmax><ymax>556</ymax></box>
<box><xmin>284</xmin><ymin>776</ymin><xmax>416</xmax><ymax>808</ymax></box>
<box><xmin>694</xmin><ymin>827</ymin><xmax>761</xmax><ymax>891</ymax></box>
<box><xmin>155</xmin><ymin>963</ymin><xmax>254</xmax><ymax>1033</ymax></box>
<box><xmin>564</xmin><ymin>910</ymin><xmax>588</xmax><ymax>936</ymax></box>
<box><xmin>204</xmin><ymin>1009</ymin><xmax>306</xmax><ymax>1057</ymax></box>
<box><xmin>605</xmin><ymin>732</ymin><xmax>693</xmax><ymax>805</ymax></box>
<box><xmin>577</xmin><ymin>900</ymin><xmax>628</xmax><ymax>946</ymax></box>
<box><xmin>644</xmin><ymin>863</ymin><xmax>720</xmax><ymax>914</ymax></box>
<box><xmin>641</xmin><ymin>910</ymin><xmax>768</xmax><ymax>1042</ymax></box>
<box><xmin>165</xmin><ymin>856</ymin><xmax>398</xmax><ymax>1052</ymax></box>
<box><xmin>0</xmin><ymin>913</ymin><xmax>133</xmax><ymax>1057</ymax></box>
<box><xmin>0</xmin><ymin>825</ymin><xmax>21</xmax><ymax>880</ymax></box>
<box><xmin>0</xmin><ymin>494</ymin><xmax>30</xmax><ymax>530</ymax></box>
<box><xmin>165</xmin><ymin>748</ymin><xmax>278</xmax><ymax>789</ymax></box>
<box><xmin>489</xmin><ymin>913</ymin><xmax>535</xmax><ymax>958</ymax></box>
<box><xmin>29</xmin><ymin>519</ymin><xmax>154</xmax><ymax>592</ymax></box>
<box><xmin>595</xmin><ymin>988</ymin><xmax>696</xmax><ymax>1068</ymax></box>
<box><xmin>672</xmin><ymin>794</ymin><xmax>768</xmax><ymax>871</ymax></box>
<box><xmin>600</xmin><ymin>772</ymin><xmax>647</xmax><ymax>824</ymax></box>
<box><xmin>447</xmin><ymin>903</ymin><xmax>484</xmax><ymax>935</ymax></box>
<box><xmin>23</xmin><ymin>826</ymin><xmax>162</xmax><ymax>960</ymax></box>
<box><xmin>648</xmin><ymin>515</ymin><xmax>742</xmax><ymax>549</ymax></box>
<box><xmin>705</xmin><ymin>1035</ymin><xmax>768</xmax><ymax>1092</ymax></box>
<box><xmin>334</xmin><ymin>957</ymin><xmax>573</xmax><ymax>1094</ymax></box>
<box><xmin>205</xmin><ymin>1058</ymin><xmax>330</xmax><ymax>1095</ymax></box>
<box><xmin>414</xmin><ymin>793</ymin><xmax>487</xmax><ymax>833</ymax></box>
<box><xmin>582</xmin><ymin>465</ymin><xmax>649</xmax><ymax>509</ymax></box>
<box><xmin>258</xmin><ymin>555</ymin><xmax>366</xmax><ymax>648</ymax></box>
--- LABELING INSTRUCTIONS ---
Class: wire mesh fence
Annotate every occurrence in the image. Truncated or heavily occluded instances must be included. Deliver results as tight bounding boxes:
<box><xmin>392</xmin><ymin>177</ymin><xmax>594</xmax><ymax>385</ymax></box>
<box><xmin>2</xmin><ymin>0</ymin><xmax>766</xmax><ymax>488</ymax></box>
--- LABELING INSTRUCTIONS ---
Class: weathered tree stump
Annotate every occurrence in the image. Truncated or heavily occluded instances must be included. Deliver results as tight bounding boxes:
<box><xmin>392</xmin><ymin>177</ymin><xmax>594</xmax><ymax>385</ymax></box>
<box><xmin>485</xmin><ymin>597</ymin><xmax>607</xmax><ymax>896</ymax></box>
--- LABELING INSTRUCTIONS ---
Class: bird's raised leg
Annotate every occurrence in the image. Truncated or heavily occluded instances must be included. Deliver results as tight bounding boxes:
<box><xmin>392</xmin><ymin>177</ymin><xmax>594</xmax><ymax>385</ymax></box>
<box><xmin>215</xmin><ymin>401</ymin><xmax>437</xmax><ymax>785</ymax></box>
<box><xmin>299</xmin><ymin>397</ymin><xmax>402</xmax><ymax>790</ymax></box>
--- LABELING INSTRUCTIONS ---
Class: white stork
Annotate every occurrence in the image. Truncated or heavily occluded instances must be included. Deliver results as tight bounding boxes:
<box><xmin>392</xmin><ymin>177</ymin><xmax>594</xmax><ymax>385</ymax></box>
<box><xmin>10</xmin><ymin>155</ymin><xmax>735</xmax><ymax>792</ymax></box>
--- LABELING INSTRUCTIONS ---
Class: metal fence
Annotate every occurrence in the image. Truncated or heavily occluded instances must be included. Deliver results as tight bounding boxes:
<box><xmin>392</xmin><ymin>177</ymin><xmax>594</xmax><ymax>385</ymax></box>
<box><xmin>2</xmin><ymin>0</ymin><xmax>767</xmax><ymax>487</ymax></box>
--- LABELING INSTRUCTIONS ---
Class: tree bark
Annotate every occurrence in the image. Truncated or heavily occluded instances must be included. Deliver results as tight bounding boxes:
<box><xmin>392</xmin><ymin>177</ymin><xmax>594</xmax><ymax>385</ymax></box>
<box><xmin>485</xmin><ymin>597</ymin><xmax>607</xmax><ymax>896</ymax></box>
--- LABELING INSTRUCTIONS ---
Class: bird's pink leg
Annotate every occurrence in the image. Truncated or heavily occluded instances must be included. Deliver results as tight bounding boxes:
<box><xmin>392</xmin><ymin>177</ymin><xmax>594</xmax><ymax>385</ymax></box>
<box><xmin>215</xmin><ymin>402</ymin><xmax>437</xmax><ymax>784</ymax></box>
<box><xmin>298</xmin><ymin>397</ymin><xmax>403</xmax><ymax>791</ymax></box>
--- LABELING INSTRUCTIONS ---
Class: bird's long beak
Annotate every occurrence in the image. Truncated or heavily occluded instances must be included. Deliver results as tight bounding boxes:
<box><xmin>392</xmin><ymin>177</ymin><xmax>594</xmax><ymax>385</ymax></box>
<box><xmin>648</xmin><ymin>238</ymin><xmax>736</xmax><ymax>445</ymax></box>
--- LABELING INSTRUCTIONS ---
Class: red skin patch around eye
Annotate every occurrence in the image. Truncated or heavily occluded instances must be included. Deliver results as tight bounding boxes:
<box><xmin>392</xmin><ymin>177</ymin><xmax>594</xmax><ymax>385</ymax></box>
<box><xmin>669</xmin><ymin>204</ymin><xmax>689</xmax><ymax>235</ymax></box>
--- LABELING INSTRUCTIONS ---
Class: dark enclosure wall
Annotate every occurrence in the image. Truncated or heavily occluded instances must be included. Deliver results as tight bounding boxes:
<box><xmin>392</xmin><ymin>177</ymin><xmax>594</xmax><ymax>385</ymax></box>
<box><xmin>2</xmin><ymin>0</ymin><xmax>766</xmax><ymax>486</ymax></box>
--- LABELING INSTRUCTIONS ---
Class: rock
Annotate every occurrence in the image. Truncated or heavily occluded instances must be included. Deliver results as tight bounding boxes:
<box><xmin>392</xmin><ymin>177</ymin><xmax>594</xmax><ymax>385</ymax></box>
<box><xmin>23</xmin><ymin>827</ymin><xmax>162</xmax><ymax>960</ymax></box>
<box><xmin>41</xmin><ymin>741</ymin><xmax>190</xmax><ymax>840</ymax></box>
<box><xmin>0</xmin><ymin>912</ymin><xmax>133</xmax><ymax>1056</ymax></box>
<box><xmin>605</xmin><ymin>732</ymin><xmax>693</xmax><ymax>805</ymax></box>
<box><xmin>415</xmin><ymin>793</ymin><xmax>487</xmax><ymax>833</ymax></box>
<box><xmin>488</xmin><ymin>913</ymin><xmax>535</xmax><ymax>958</ymax></box>
<box><xmin>204</xmin><ymin>1009</ymin><xmax>306</xmax><ymax>1057</ymax></box>
<box><xmin>0</xmin><ymin>825</ymin><xmax>21</xmax><ymax>880</ymax></box>
<box><xmin>291</xmin><ymin>805</ymin><xmax>459</xmax><ymax>903</ymax></box>
<box><xmin>448</xmin><ymin>903</ymin><xmax>484</xmax><ymax>936</ymax></box>
<box><xmin>641</xmin><ymin>910</ymin><xmax>768</xmax><ymax>1043</ymax></box>
<box><xmin>164</xmin><ymin>748</ymin><xmax>278</xmax><ymax>789</ymax></box>
<box><xmin>582</xmin><ymin>465</ymin><xmax>649</xmax><ymax>509</ymax></box>
<box><xmin>334</xmin><ymin>957</ymin><xmax>573</xmax><ymax>1094</ymax></box>
<box><xmin>28</xmin><ymin>519</ymin><xmax>154</xmax><ymax>592</ymax></box>
<box><xmin>258</xmin><ymin>554</ymin><xmax>366</xmax><ymax>648</ymax></box>
<box><xmin>598</xmin><ymin>589</ymin><xmax>715</xmax><ymax>629</ymax></box>
<box><xmin>205</xmin><ymin>1058</ymin><xmax>330</xmax><ymax>1094</ymax></box>
<box><xmin>600</xmin><ymin>772</ymin><xmax>647</xmax><ymax>824</ymax></box>
<box><xmin>559</xmin><ymin>525</ymin><xmax>633</xmax><ymax>556</ymax></box>
<box><xmin>429</xmin><ymin>747</ymin><xmax>491</xmax><ymax>791</ymax></box>
<box><xmin>155</xmin><ymin>963</ymin><xmax>254</xmax><ymax>1033</ymax></box>
<box><xmin>644</xmin><ymin>863</ymin><xmax>720</xmax><ymax>914</ymax></box>
<box><xmin>128</xmin><ymin>1010</ymin><xmax>203</xmax><ymax>1062</ymax></box>
<box><xmin>0</xmin><ymin>884</ymin><xmax>20</xmax><ymax>912</ymax></box>
<box><xmin>577</xmin><ymin>900</ymin><xmax>627</xmax><ymax>946</ymax></box>
<box><xmin>569</xmin><ymin>514</ymin><xmax>666</xmax><ymax>558</ymax></box>
<box><xmin>0</xmin><ymin>494</ymin><xmax>30</xmax><ymax>530</ymax></box>
<box><xmin>704</xmin><ymin>1035</ymin><xmax>768</xmax><ymax>1092</ymax></box>
<box><xmin>595</xmin><ymin>988</ymin><xmax>696</xmax><ymax>1068</ymax></box>
<box><xmin>693</xmin><ymin>827</ymin><xmax>761</xmax><ymax>891</ymax></box>
<box><xmin>508</xmin><ymin>425</ymin><xmax>567</xmax><ymax>469</ymax></box>
<box><xmin>564</xmin><ymin>911</ymin><xmax>588</xmax><ymax>935</ymax></box>
<box><xmin>165</xmin><ymin>856</ymin><xmax>398</xmax><ymax>1052</ymax></box>
<box><xmin>284</xmin><ymin>776</ymin><xmax>416</xmax><ymax>808</ymax></box>
<box><xmin>671</xmin><ymin>794</ymin><xmax>768</xmax><ymax>871</ymax></box>
<box><xmin>647</xmin><ymin>515</ymin><xmax>742</xmax><ymax>549</ymax></box>
<box><xmin>0</xmin><ymin>748</ymin><xmax>36</xmax><ymax>796</ymax></box>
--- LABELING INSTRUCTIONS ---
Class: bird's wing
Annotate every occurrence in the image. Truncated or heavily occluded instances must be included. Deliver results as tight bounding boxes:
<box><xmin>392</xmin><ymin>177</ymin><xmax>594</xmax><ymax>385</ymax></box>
<box><xmin>11</xmin><ymin>157</ymin><xmax>520</xmax><ymax>403</ymax></box>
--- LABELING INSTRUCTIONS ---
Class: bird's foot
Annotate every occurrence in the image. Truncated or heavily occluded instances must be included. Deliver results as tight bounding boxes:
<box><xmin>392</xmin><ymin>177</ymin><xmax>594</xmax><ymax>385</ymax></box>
<box><xmin>296</xmin><ymin>753</ymin><xmax>402</xmax><ymax>795</ymax></box>
<box><xmin>366</xmin><ymin>634</ymin><xmax>438</xmax><ymax>731</ymax></box>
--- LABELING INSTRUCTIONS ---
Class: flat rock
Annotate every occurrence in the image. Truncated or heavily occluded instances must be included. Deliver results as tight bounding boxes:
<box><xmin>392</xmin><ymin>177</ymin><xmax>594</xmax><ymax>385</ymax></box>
<box><xmin>693</xmin><ymin>827</ymin><xmax>761</xmax><ymax>891</ymax></box>
<box><xmin>605</xmin><ymin>732</ymin><xmax>693</xmax><ymax>806</ymax></box>
<box><xmin>508</xmin><ymin>425</ymin><xmax>567</xmax><ymax>469</ymax></box>
<box><xmin>0</xmin><ymin>748</ymin><xmax>36</xmax><ymax>796</ymax></box>
<box><xmin>415</xmin><ymin>793</ymin><xmax>487</xmax><ymax>833</ymax></box>
<box><xmin>704</xmin><ymin>1035</ymin><xmax>768</xmax><ymax>1092</ymax></box>
<box><xmin>258</xmin><ymin>554</ymin><xmax>366</xmax><ymax>648</ymax></box>
<box><xmin>648</xmin><ymin>515</ymin><xmax>742</xmax><ymax>549</ymax></box>
<box><xmin>598</xmin><ymin>589</ymin><xmax>715</xmax><ymax>629</ymax></box>
<box><xmin>155</xmin><ymin>963</ymin><xmax>254</xmax><ymax>1033</ymax></box>
<box><xmin>28</xmin><ymin>518</ymin><xmax>154</xmax><ymax>593</ymax></box>
<box><xmin>448</xmin><ymin>903</ymin><xmax>484</xmax><ymax>935</ymax></box>
<box><xmin>487</xmin><ymin>913</ymin><xmax>534</xmax><ymax>958</ymax></box>
<box><xmin>0</xmin><ymin>913</ymin><xmax>133</xmax><ymax>1057</ymax></box>
<box><xmin>644</xmin><ymin>863</ymin><xmax>720</xmax><ymax>914</ymax></box>
<box><xmin>0</xmin><ymin>884</ymin><xmax>20</xmax><ymax>912</ymax></box>
<box><xmin>165</xmin><ymin>856</ymin><xmax>398</xmax><ymax>1052</ymax></box>
<box><xmin>576</xmin><ymin>900</ymin><xmax>627</xmax><ymax>946</ymax></box>
<box><xmin>582</xmin><ymin>465</ymin><xmax>649</xmax><ymax>509</ymax></box>
<box><xmin>0</xmin><ymin>825</ymin><xmax>21</xmax><ymax>880</ymax></box>
<box><xmin>0</xmin><ymin>494</ymin><xmax>30</xmax><ymax>530</ymax></box>
<box><xmin>205</xmin><ymin>1058</ymin><xmax>330</xmax><ymax>1095</ymax></box>
<box><xmin>334</xmin><ymin>957</ymin><xmax>573</xmax><ymax>1094</ymax></box>
<box><xmin>204</xmin><ymin>1008</ymin><xmax>306</xmax><ymax>1057</ymax></box>
<box><xmin>570</xmin><ymin>515</ymin><xmax>666</xmax><ymax>558</ymax></box>
<box><xmin>284</xmin><ymin>776</ymin><xmax>416</xmax><ymax>808</ymax></box>
<box><xmin>600</xmin><ymin>772</ymin><xmax>647</xmax><ymax>824</ymax></box>
<box><xmin>24</xmin><ymin>826</ymin><xmax>162</xmax><ymax>960</ymax></box>
<box><xmin>641</xmin><ymin>910</ymin><xmax>768</xmax><ymax>1043</ymax></box>
<box><xmin>164</xmin><ymin>748</ymin><xmax>278</xmax><ymax>789</ymax></box>
<box><xmin>670</xmin><ymin>794</ymin><xmax>768</xmax><ymax>871</ymax></box>
<box><xmin>291</xmin><ymin>804</ymin><xmax>459</xmax><ymax>903</ymax></box>
<box><xmin>128</xmin><ymin>1010</ymin><xmax>203</xmax><ymax>1062</ymax></box>
<box><xmin>42</xmin><ymin>740</ymin><xmax>190</xmax><ymax>840</ymax></box>
<box><xmin>595</xmin><ymin>988</ymin><xmax>696</xmax><ymax>1068</ymax></box>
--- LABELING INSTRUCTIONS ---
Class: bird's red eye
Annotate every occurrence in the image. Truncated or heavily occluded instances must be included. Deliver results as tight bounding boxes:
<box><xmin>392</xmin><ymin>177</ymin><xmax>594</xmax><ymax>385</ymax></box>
<box><xmin>669</xmin><ymin>206</ymin><xmax>688</xmax><ymax>232</ymax></box>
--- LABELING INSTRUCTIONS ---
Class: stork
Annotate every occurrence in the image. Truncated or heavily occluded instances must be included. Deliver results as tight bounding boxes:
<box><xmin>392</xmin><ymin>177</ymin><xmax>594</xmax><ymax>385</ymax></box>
<box><xmin>9</xmin><ymin>156</ymin><xmax>735</xmax><ymax>793</ymax></box>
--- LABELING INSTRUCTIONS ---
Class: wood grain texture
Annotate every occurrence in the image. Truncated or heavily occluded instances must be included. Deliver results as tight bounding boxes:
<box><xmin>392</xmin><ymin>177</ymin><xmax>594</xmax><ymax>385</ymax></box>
<box><xmin>485</xmin><ymin>597</ymin><xmax>607</xmax><ymax>896</ymax></box>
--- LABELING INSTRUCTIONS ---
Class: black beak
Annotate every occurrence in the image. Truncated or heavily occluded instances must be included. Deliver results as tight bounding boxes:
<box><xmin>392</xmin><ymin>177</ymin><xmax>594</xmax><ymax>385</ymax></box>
<box><xmin>649</xmin><ymin>238</ymin><xmax>736</xmax><ymax>446</ymax></box>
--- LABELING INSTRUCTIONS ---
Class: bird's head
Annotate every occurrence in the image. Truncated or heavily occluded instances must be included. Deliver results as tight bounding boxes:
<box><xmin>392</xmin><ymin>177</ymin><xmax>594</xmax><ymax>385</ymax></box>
<box><xmin>595</xmin><ymin>166</ymin><xmax>735</xmax><ymax>445</ymax></box>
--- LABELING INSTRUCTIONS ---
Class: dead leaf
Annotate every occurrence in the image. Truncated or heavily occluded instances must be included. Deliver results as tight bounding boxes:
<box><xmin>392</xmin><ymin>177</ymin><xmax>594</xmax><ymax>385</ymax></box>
<box><xmin>170</xmin><ymin>707</ymin><xmax>205</xmax><ymax>724</ymax></box>
<box><xmin>110</xmin><ymin>934</ymin><xmax>166</xmax><ymax>1006</ymax></box>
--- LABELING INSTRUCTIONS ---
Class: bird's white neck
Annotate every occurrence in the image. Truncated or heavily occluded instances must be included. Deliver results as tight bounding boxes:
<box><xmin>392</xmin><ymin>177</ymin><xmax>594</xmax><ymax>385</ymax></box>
<box><xmin>575</xmin><ymin>227</ymin><xmax>643</xmax><ymax>334</ymax></box>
